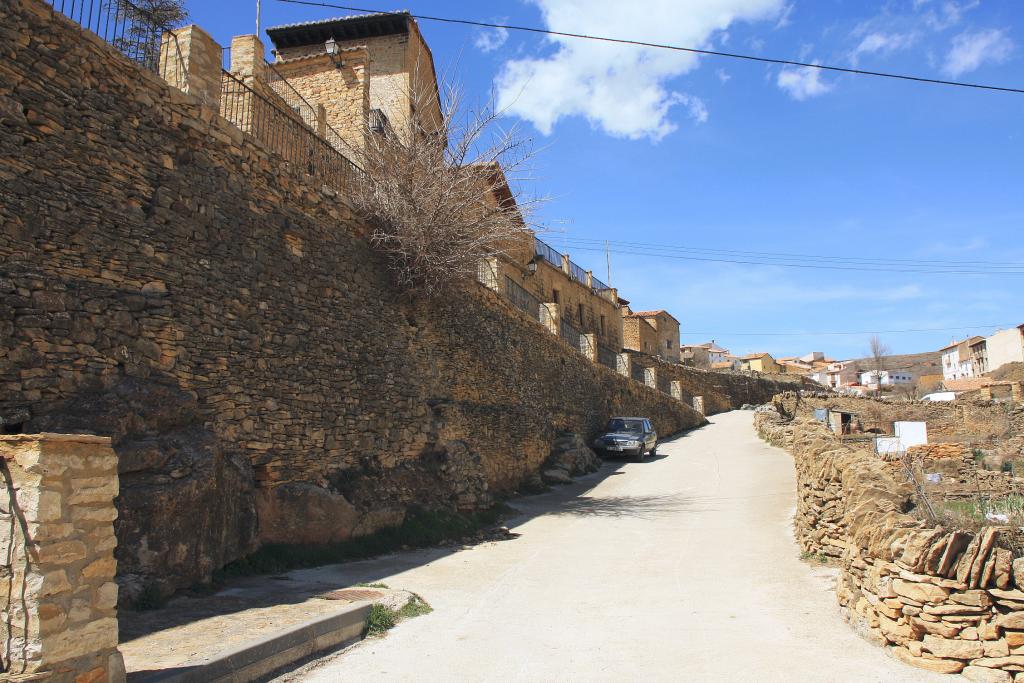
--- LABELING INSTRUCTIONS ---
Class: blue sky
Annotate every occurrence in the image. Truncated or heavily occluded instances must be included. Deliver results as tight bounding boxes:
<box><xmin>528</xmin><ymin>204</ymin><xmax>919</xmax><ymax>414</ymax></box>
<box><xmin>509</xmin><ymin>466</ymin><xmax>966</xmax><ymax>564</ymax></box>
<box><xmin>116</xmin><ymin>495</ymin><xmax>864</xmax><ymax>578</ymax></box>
<box><xmin>186</xmin><ymin>0</ymin><xmax>1023</xmax><ymax>360</ymax></box>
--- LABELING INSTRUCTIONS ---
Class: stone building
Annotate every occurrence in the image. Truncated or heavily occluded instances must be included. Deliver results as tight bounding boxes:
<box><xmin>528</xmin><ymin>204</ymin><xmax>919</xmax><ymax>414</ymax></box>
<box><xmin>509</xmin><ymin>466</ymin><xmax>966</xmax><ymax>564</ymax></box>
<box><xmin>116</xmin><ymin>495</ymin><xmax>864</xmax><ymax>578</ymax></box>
<box><xmin>262</xmin><ymin>11</ymin><xmax>443</xmax><ymax>155</ymax></box>
<box><xmin>623</xmin><ymin>309</ymin><xmax>681</xmax><ymax>363</ymax></box>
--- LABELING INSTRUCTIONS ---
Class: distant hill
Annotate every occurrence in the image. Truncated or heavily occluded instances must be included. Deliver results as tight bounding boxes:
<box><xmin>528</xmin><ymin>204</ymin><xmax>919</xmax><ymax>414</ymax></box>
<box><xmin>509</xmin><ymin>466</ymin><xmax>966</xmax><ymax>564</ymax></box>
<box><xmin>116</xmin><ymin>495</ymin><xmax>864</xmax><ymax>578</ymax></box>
<box><xmin>989</xmin><ymin>362</ymin><xmax>1024</xmax><ymax>383</ymax></box>
<box><xmin>841</xmin><ymin>351</ymin><xmax>943</xmax><ymax>379</ymax></box>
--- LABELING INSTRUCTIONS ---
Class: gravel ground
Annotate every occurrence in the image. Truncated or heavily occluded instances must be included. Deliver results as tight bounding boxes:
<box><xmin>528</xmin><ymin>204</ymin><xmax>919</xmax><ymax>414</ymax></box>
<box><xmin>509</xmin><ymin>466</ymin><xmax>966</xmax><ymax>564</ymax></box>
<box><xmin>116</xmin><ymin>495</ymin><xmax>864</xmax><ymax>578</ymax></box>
<box><xmin>275</xmin><ymin>410</ymin><xmax>951</xmax><ymax>682</ymax></box>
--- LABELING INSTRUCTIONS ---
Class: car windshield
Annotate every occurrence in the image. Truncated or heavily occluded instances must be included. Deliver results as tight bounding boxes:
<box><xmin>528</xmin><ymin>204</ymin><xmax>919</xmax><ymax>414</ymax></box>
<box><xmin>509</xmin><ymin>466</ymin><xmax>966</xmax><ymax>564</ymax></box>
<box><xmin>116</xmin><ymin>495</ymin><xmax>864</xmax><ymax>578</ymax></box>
<box><xmin>606</xmin><ymin>419</ymin><xmax>644</xmax><ymax>433</ymax></box>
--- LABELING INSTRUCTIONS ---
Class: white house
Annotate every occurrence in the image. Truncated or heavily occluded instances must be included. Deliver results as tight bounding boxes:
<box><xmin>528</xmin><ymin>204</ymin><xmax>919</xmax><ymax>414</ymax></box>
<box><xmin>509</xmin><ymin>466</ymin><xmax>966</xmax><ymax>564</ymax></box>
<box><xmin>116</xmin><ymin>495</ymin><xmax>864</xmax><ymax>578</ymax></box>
<box><xmin>986</xmin><ymin>325</ymin><xmax>1024</xmax><ymax>373</ymax></box>
<box><xmin>860</xmin><ymin>370</ymin><xmax>913</xmax><ymax>387</ymax></box>
<box><xmin>940</xmin><ymin>337</ymin><xmax>985</xmax><ymax>382</ymax></box>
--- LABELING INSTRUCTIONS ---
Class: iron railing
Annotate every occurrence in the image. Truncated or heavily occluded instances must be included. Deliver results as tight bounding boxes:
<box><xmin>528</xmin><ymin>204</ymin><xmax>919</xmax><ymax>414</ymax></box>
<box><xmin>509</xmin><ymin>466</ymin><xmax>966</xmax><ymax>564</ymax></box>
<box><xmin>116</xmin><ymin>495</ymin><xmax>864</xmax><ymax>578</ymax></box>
<box><xmin>560</xmin><ymin>317</ymin><xmax>581</xmax><ymax>348</ymax></box>
<box><xmin>534</xmin><ymin>237</ymin><xmax>562</xmax><ymax>267</ymax></box>
<box><xmin>47</xmin><ymin>0</ymin><xmax>187</xmax><ymax>89</ymax></box>
<box><xmin>569</xmin><ymin>261</ymin><xmax>588</xmax><ymax>285</ymax></box>
<box><xmin>477</xmin><ymin>260</ymin><xmax>499</xmax><ymax>290</ymax></box>
<box><xmin>592</xmin><ymin>275</ymin><xmax>611</xmax><ymax>291</ymax></box>
<box><xmin>369</xmin><ymin>109</ymin><xmax>391</xmax><ymax>135</ymax></box>
<box><xmin>220</xmin><ymin>69</ymin><xmax>362</xmax><ymax>190</ymax></box>
<box><xmin>504</xmin><ymin>276</ymin><xmax>541</xmax><ymax>321</ymax></box>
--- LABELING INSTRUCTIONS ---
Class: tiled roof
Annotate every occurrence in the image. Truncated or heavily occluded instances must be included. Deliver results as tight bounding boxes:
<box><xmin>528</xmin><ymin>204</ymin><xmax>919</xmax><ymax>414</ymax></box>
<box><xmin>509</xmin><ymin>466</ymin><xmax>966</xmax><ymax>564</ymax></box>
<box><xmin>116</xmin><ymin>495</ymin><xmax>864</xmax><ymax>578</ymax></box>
<box><xmin>267</xmin><ymin>11</ymin><xmax>412</xmax><ymax>50</ymax></box>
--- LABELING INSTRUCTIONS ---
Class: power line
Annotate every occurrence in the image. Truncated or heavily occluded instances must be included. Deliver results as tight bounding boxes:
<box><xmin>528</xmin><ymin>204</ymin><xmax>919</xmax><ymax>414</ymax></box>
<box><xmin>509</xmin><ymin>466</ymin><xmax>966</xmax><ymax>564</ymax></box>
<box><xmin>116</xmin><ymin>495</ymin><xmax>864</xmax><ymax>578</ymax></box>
<box><xmin>563</xmin><ymin>244</ymin><xmax>1024</xmax><ymax>275</ymax></box>
<box><xmin>556</xmin><ymin>236</ymin><xmax>1024</xmax><ymax>269</ymax></box>
<box><xmin>274</xmin><ymin>0</ymin><xmax>1024</xmax><ymax>95</ymax></box>
<box><xmin>682</xmin><ymin>324</ymin><xmax>1014</xmax><ymax>337</ymax></box>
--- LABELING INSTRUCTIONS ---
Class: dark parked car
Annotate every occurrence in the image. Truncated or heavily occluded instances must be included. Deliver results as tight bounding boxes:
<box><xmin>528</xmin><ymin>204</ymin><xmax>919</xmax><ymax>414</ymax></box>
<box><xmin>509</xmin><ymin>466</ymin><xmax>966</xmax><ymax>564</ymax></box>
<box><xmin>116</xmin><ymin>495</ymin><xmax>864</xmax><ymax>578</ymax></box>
<box><xmin>592</xmin><ymin>417</ymin><xmax>658</xmax><ymax>460</ymax></box>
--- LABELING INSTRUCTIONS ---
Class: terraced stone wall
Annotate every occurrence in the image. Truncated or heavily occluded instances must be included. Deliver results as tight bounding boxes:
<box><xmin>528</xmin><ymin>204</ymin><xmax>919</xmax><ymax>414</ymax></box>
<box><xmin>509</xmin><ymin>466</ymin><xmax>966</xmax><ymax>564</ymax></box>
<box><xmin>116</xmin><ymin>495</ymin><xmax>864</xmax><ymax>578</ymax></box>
<box><xmin>757</xmin><ymin>406</ymin><xmax>1024</xmax><ymax>679</ymax></box>
<box><xmin>0</xmin><ymin>0</ymin><xmax>705</xmax><ymax>599</ymax></box>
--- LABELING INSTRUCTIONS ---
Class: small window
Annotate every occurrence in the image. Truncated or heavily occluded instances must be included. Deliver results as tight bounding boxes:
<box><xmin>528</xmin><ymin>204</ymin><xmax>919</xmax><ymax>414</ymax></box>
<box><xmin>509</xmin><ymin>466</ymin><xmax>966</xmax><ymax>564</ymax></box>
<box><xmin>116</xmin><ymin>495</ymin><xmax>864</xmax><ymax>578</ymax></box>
<box><xmin>666</xmin><ymin>340</ymin><xmax>671</xmax><ymax>350</ymax></box>
<box><xmin>577</xmin><ymin>304</ymin><xmax>585</xmax><ymax>326</ymax></box>
<box><xmin>600</xmin><ymin>315</ymin><xmax>606</xmax><ymax>335</ymax></box>
<box><xmin>552</xmin><ymin>289</ymin><xmax>560</xmax><ymax>304</ymax></box>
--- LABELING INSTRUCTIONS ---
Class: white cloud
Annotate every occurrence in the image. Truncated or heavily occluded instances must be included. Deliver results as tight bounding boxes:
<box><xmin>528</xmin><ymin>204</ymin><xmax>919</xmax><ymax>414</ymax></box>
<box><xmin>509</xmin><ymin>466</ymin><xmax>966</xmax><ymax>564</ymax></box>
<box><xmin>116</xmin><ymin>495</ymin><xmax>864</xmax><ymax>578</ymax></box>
<box><xmin>776</xmin><ymin>63</ymin><xmax>832</xmax><ymax>100</ymax></box>
<box><xmin>922</xmin><ymin>0</ymin><xmax>979</xmax><ymax>32</ymax></box>
<box><xmin>474</xmin><ymin>24</ymin><xmax>509</xmax><ymax>53</ymax></box>
<box><xmin>942</xmin><ymin>28</ymin><xmax>1014</xmax><ymax>77</ymax></box>
<box><xmin>494</xmin><ymin>0</ymin><xmax>786</xmax><ymax>141</ymax></box>
<box><xmin>775</xmin><ymin>3</ymin><xmax>795</xmax><ymax>29</ymax></box>
<box><xmin>678</xmin><ymin>94</ymin><xmax>709</xmax><ymax>124</ymax></box>
<box><xmin>716</xmin><ymin>69</ymin><xmax>732</xmax><ymax>83</ymax></box>
<box><xmin>850</xmin><ymin>31</ymin><xmax>916</xmax><ymax>64</ymax></box>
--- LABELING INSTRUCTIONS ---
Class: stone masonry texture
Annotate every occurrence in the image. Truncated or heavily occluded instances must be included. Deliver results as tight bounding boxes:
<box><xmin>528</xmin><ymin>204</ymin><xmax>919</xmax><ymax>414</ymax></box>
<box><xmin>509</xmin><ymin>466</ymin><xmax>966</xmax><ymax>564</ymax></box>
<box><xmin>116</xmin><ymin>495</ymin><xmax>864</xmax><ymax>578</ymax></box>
<box><xmin>0</xmin><ymin>434</ymin><xmax>124</xmax><ymax>682</ymax></box>
<box><xmin>0</xmin><ymin>0</ymin><xmax>774</xmax><ymax>600</ymax></box>
<box><xmin>757</xmin><ymin>397</ymin><xmax>1024</xmax><ymax>677</ymax></box>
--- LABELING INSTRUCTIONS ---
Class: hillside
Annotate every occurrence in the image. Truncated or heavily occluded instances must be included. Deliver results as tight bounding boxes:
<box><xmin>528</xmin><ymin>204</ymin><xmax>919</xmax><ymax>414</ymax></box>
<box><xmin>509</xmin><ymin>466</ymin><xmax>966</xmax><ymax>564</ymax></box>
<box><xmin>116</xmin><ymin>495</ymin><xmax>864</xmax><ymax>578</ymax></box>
<box><xmin>841</xmin><ymin>351</ymin><xmax>943</xmax><ymax>379</ymax></box>
<box><xmin>989</xmin><ymin>362</ymin><xmax>1024</xmax><ymax>383</ymax></box>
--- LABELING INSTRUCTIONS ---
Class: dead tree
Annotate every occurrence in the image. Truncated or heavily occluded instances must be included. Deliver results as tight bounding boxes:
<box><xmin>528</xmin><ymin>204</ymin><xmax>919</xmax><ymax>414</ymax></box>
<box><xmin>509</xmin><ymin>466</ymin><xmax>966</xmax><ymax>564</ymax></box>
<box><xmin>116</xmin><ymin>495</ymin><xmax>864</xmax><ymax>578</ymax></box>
<box><xmin>351</xmin><ymin>70</ymin><xmax>543</xmax><ymax>297</ymax></box>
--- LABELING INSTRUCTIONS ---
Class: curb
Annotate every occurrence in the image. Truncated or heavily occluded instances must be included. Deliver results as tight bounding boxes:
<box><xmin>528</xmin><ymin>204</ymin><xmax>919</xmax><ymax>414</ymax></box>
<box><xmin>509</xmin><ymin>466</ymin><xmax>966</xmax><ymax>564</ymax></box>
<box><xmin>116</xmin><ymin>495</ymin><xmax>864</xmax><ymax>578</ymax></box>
<box><xmin>131</xmin><ymin>601</ymin><xmax>372</xmax><ymax>683</ymax></box>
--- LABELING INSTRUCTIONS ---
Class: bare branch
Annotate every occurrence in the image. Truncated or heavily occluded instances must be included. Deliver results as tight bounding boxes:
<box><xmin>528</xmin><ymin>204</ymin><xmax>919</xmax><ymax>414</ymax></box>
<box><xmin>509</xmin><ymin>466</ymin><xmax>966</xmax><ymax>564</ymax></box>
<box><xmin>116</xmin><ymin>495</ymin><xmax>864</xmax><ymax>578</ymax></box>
<box><xmin>351</xmin><ymin>66</ymin><xmax>545</xmax><ymax>296</ymax></box>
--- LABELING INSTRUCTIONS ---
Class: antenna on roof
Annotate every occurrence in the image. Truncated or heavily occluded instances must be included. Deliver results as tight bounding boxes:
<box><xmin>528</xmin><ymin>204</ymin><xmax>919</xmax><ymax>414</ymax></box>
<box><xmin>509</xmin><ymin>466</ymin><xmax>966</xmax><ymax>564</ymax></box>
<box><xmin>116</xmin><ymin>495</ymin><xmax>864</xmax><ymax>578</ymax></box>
<box><xmin>257</xmin><ymin>0</ymin><xmax>262</xmax><ymax>35</ymax></box>
<box><xmin>606</xmin><ymin>240</ymin><xmax>612</xmax><ymax>286</ymax></box>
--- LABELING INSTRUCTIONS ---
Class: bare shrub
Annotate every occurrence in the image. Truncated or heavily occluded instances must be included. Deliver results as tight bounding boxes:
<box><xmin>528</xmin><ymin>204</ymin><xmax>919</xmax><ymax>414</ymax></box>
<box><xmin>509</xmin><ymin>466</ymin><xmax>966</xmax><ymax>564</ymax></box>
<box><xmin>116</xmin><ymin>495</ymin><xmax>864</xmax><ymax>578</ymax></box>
<box><xmin>351</xmin><ymin>71</ymin><xmax>542</xmax><ymax>296</ymax></box>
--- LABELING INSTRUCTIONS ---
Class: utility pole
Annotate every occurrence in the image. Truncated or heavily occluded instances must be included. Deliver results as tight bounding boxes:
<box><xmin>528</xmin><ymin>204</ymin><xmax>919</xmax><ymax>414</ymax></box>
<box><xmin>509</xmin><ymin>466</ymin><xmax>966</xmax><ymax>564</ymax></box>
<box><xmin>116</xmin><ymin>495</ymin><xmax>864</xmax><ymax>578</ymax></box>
<box><xmin>606</xmin><ymin>240</ymin><xmax>612</xmax><ymax>285</ymax></box>
<box><xmin>256</xmin><ymin>0</ymin><xmax>262</xmax><ymax>35</ymax></box>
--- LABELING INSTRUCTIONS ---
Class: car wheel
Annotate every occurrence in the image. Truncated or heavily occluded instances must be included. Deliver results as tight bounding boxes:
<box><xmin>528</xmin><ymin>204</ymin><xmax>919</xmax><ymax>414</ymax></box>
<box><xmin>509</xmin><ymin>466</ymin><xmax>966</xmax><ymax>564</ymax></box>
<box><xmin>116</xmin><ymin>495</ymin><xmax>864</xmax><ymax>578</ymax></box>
<box><xmin>649</xmin><ymin>443</ymin><xmax>657</xmax><ymax>457</ymax></box>
<box><xmin>635</xmin><ymin>447</ymin><xmax>646</xmax><ymax>462</ymax></box>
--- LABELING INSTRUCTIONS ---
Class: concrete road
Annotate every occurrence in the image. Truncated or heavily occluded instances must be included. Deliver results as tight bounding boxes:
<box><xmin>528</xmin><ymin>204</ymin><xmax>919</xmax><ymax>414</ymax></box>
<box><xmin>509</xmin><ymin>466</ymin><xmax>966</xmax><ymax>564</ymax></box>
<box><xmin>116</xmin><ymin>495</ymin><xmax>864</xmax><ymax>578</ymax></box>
<box><xmin>282</xmin><ymin>411</ymin><xmax>945</xmax><ymax>682</ymax></box>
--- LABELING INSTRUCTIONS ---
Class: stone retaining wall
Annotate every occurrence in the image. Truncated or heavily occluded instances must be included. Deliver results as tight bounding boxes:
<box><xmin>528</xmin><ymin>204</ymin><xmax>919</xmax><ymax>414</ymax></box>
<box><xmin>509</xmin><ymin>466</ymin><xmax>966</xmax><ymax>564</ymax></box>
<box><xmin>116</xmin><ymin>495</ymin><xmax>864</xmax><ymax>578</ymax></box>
<box><xmin>757</xmin><ymin>408</ymin><xmax>1024</xmax><ymax>679</ymax></box>
<box><xmin>0</xmin><ymin>0</ymin><xmax>708</xmax><ymax>598</ymax></box>
<box><xmin>625</xmin><ymin>352</ymin><xmax>807</xmax><ymax>415</ymax></box>
<box><xmin>0</xmin><ymin>434</ymin><xmax>123</xmax><ymax>682</ymax></box>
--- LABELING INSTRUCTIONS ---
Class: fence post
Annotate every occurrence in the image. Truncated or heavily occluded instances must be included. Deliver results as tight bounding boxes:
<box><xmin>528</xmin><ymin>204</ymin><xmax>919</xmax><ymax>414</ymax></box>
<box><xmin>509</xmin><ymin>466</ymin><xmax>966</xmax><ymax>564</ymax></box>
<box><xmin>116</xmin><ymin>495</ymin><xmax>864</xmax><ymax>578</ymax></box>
<box><xmin>644</xmin><ymin>367</ymin><xmax>658</xmax><ymax>390</ymax></box>
<box><xmin>0</xmin><ymin>435</ymin><xmax>124</xmax><ymax>680</ymax></box>
<box><xmin>560</xmin><ymin>253</ymin><xmax>571</xmax><ymax>277</ymax></box>
<box><xmin>580</xmin><ymin>333</ymin><xmax>598</xmax><ymax>363</ymax></box>
<box><xmin>1013</xmin><ymin>382</ymin><xmax>1023</xmax><ymax>403</ymax></box>
<box><xmin>693</xmin><ymin>396</ymin><xmax>705</xmax><ymax>414</ymax></box>
<box><xmin>540</xmin><ymin>303</ymin><xmax>560</xmax><ymax>336</ymax></box>
<box><xmin>616</xmin><ymin>353</ymin><xmax>631</xmax><ymax>378</ymax></box>
<box><xmin>586</xmin><ymin>270</ymin><xmax>594</xmax><ymax>288</ymax></box>
<box><xmin>671</xmin><ymin>380</ymin><xmax>683</xmax><ymax>401</ymax></box>
<box><xmin>160</xmin><ymin>25</ymin><xmax>223</xmax><ymax>109</ymax></box>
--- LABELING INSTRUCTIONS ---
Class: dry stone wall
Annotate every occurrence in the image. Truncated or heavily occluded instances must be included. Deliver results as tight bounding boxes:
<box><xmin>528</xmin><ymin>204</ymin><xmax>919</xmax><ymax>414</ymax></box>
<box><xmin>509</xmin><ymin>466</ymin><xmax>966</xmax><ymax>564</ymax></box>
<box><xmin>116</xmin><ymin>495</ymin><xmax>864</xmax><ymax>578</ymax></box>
<box><xmin>757</xmin><ymin>407</ymin><xmax>1024</xmax><ymax>679</ymax></box>
<box><xmin>0</xmin><ymin>0</ymin><xmax>711</xmax><ymax>598</ymax></box>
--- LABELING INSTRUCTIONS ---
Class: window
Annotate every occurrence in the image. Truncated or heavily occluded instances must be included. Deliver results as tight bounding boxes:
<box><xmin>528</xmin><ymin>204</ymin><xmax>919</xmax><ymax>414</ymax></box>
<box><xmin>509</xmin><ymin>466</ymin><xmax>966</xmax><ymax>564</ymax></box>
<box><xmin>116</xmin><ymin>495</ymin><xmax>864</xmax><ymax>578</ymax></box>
<box><xmin>599</xmin><ymin>315</ymin><xmax>606</xmax><ymax>336</ymax></box>
<box><xmin>578</xmin><ymin>304</ymin><xmax>585</xmax><ymax>326</ymax></box>
<box><xmin>666</xmin><ymin>340</ymin><xmax>672</xmax><ymax>350</ymax></box>
<box><xmin>552</xmin><ymin>289</ymin><xmax>560</xmax><ymax>304</ymax></box>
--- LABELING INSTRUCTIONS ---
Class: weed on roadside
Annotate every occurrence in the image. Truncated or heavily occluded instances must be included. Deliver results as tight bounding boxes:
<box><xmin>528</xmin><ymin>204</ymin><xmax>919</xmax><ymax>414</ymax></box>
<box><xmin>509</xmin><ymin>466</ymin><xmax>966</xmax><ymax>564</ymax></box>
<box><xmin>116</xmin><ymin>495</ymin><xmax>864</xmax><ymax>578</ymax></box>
<box><xmin>364</xmin><ymin>594</ymin><xmax>433</xmax><ymax>637</ymax></box>
<box><xmin>799</xmin><ymin>550</ymin><xmax>831</xmax><ymax>565</ymax></box>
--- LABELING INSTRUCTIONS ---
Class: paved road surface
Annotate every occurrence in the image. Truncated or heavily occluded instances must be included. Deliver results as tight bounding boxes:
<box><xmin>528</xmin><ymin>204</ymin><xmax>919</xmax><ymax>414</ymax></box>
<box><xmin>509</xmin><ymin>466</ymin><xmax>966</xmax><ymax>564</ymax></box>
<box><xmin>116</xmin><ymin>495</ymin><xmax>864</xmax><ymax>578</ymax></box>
<box><xmin>282</xmin><ymin>411</ymin><xmax>945</xmax><ymax>682</ymax></box>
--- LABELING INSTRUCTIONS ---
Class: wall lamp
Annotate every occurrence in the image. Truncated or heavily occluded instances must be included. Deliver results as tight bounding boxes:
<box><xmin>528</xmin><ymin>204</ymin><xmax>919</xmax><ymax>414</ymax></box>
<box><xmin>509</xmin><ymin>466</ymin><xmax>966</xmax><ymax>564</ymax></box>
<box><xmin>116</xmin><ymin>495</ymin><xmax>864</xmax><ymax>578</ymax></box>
<box><xmin>325</xmin><ymin>38</ymin><xmax>345</xmax><ymax>68</ymax></box>
<box><xmin>527</xmin><ymin>257</ymin><xmax>539</xmax><ymax>276</ymax></box>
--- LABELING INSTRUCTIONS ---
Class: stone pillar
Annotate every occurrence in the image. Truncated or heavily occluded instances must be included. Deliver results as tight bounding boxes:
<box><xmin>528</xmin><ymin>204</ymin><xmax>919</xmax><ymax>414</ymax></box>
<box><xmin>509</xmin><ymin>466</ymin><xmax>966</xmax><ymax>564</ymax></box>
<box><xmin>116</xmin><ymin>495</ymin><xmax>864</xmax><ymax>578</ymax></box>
<box><xmin>671</xmin><ymin>380</ymin><xmax>683</xmax><ymax>401</ymax></box>
<box><xmin>693</xmin><ymin>396</ymin><xmax>705</xmax><ymax>415</ymax></box>
<box><xmin>580</xmin><ymin>333</ymin><xmax>598</xmax><ymax>363</ymax></box>
<box><xmin>560</xmin><ymin>253</ymin><xmax>571</xmax><ymax>277</ymax></box>
<box><xmin>316</xmin><ymin>103</ymin><xmax>328</xmax><ymax>137</ymax></box>
<box><xmin>540</xmin><ymin>303</ymin><xmax>560</xmax><ymax>336</ymax></box>
<box><xmin>585</xmin><ymin>271</ymin><xmax>593</xmax><ymax>288</ymax></box>
<box><xmin>979</xmin><ymin>386</ymin><xmax>993</xmax><ymax>401</ymax></box>
<box><xmin>0</xmin><ymin>435</ymin><xmax>124</xmax><ymax>682</ymax></box>
<box><xmin>616</xmin><ymin>353</ymin><xmax>631</xmax><ymax>378</ymax></box>
<box><xmin>644</xmin><ymin>367</ymin><xmax>657</xmax><ymax>390</ymax></box>
<box><xmin>230</xmin><ymin>34</ymin><xmax>267</xmax><ymax>81</ymax></box>
<box><xmin>160</xmin><ymin>25</ymin><xmax>223</xmax><ymax>110</ymax></box>
<box><xmin>1011</xmin><ymin>382</ymin><xmax>1023</xmax><ymax>403</ymax></box>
